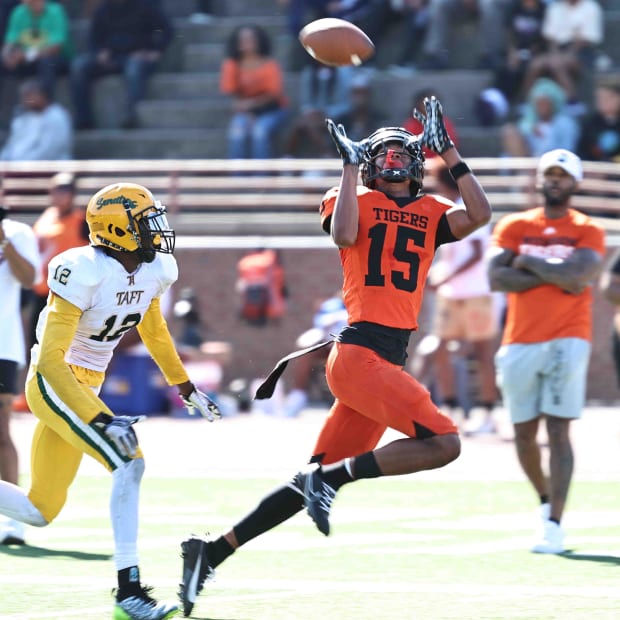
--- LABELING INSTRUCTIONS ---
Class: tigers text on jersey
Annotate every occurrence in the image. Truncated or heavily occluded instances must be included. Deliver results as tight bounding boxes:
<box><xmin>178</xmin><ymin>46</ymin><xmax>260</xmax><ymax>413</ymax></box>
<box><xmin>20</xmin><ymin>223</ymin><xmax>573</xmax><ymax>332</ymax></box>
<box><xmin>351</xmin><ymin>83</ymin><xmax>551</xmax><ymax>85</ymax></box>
<box><xmin>320</xmin><ymin>186</ymin><xmax>455</xmax><ymax>330</ymax></box>
<box><xmin>37</xmin><ymin>245</ymin><xmax>178</xmax><ymax>372</ymax></box>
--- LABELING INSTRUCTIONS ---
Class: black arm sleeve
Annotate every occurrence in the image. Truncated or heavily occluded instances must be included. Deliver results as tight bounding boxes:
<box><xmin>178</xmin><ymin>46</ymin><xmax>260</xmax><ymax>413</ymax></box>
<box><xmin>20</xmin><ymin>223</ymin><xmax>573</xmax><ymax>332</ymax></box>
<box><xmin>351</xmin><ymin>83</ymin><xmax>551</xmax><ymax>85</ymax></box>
<box><xmin>435</xmin><ymin>212</ymin><xmax>459</xmax><ymax>249</ymax></box>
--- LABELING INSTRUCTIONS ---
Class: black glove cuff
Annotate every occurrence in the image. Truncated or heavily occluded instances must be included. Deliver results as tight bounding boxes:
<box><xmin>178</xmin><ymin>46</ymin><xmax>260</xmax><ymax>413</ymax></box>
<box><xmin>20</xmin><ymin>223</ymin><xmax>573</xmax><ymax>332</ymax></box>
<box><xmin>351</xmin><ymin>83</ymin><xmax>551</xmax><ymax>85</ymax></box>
<box><xmin>449</xmin><ymin>162</ymin><xmax>471</xmax><ymax>181</ymax></box>
<box><xmin>92</xmin><ymin>412</ymin><xmax>113</xmax><ymax>426</ymax></box>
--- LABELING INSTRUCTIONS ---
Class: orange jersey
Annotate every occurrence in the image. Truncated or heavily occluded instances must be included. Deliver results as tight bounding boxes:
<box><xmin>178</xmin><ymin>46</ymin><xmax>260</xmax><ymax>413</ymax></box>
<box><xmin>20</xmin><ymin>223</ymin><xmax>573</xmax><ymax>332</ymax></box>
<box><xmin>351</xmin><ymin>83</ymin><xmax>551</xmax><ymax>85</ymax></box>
<box><xmin>33</xmin><ymin>207</ymin><xmax>87</xmax><ymax>297</ymax></box>
<box><xmin>320</xmin><ymin>186</ymin><xmax>455</xmax><ymax>330</ymax></box>
<box><xmin>492</xmin><ymin>207</ymin><xmax>606</xmax><ymax>344</ymax></box>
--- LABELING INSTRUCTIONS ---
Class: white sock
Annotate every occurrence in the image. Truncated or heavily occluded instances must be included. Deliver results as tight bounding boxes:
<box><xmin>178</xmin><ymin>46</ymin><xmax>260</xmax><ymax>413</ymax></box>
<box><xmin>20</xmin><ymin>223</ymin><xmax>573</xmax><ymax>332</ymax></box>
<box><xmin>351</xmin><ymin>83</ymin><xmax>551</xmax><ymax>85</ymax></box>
<box><xmin>0</xmin><ymin>481</ymin><xmax>47</xmax><ymax>526</ymax></box>
<box><xmin>111</xmin><ymin>458</ymin><xmax>144</xmax><ymax>570</ymax></box>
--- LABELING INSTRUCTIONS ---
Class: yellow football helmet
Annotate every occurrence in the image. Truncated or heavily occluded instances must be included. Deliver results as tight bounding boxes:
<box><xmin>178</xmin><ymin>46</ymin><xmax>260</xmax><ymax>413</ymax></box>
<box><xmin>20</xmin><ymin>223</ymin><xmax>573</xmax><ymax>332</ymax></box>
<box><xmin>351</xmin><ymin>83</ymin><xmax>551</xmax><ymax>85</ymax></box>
<box><xmin>86</xmin><ymin>182</ymin><xmax>175</xmax><ymax>263</ymax></box>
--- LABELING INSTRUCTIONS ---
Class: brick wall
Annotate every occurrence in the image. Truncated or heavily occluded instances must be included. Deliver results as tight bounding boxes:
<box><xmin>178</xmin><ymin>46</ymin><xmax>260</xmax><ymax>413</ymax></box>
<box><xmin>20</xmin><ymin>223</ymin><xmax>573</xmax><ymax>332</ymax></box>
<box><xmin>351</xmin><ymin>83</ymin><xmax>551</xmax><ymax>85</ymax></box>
<box><xmin>172</xmin><ymin>246</ymin><xmax>620</xmax><ymax>405</ymax></box>
<box><xmin>173</xmin><ymin>246</ymin><xmax>343</xmax><ymax>394</ymax></box>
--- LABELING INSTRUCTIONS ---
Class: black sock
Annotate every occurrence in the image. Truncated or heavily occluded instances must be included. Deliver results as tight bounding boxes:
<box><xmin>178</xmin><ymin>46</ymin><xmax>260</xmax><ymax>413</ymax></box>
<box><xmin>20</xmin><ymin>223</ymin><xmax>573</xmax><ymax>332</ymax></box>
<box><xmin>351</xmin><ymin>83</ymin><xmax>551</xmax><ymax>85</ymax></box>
<box><xmin>207</xmin><ymin>536</ymin><xmax>235</xmax><ymax>569</ymax></box>
<box><xmin>321</xmin><ymin>451</ymin><xmax>382</xmax><ymax>491</ymax></box>
<box><xmin>233</xmin><ymin>480</ymin><xmax>305</xmax><ymax>547</ymax></box>
<box><xmin>352</xmin><ymin>451</ymin><xmax>382</xmax><ymax>479</ymax></box>
<box><xmin>117</xmin><ymin>566</ymin><xmax>141</xmax><ymax>599</ymax></box>
<box><xmin>320</xmin><ymin>461</ymin><xmax>354</xmax><ymax>491</ymax></box>
<box><xmin>443</xmin><ymin>397</ymin><xmax>459</xmax><ymax>409</ymax></box>
<box><xmin>549</xmin><ymin>517</ymin><xmax>560</xmax><ymax>525</ymax></box>
<box><xmin>540</xmin><ymin>494</ymin><xmax>549</xmax><ymax>505</ymax></box>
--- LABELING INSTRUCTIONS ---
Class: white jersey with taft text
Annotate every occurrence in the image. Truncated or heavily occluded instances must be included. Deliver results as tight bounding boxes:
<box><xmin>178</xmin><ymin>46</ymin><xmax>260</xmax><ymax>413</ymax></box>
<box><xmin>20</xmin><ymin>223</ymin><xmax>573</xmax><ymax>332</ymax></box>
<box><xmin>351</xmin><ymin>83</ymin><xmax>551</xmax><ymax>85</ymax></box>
<box><xmin>36</xmin><ymin>245</ymin><xmax>178</xmax><ymax>372</ymax></box>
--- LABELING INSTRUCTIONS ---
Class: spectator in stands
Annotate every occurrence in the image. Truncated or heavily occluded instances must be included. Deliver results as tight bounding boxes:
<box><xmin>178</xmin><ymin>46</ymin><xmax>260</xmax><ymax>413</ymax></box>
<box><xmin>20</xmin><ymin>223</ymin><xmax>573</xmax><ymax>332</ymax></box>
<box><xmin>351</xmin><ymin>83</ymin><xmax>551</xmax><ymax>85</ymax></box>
<box><xmin>276</xmin><ymin>0</ymin><xmax>376</xmax><ymax>69</ymax></box>
<box><xmin>363</xmin><ymin>0</ymin><xmax>430</xmax><ymax>71</ymax></box>
<box><xmin>173</xmin><ymin>286</ymin><xmax>204</xmax><ymax>349</ymax></box>
<box><xmin>276</xmin><ymin>0</ymin><xmax>326</xmax><ymax>70</ymax></box>
<box><xmin>404</xmin><ymin>88</ymin><xmax>459</xmax><ymax>159</ymax></box>
<box><xmin>578</xmin><ymin>81</ymin><xmax>620</xmax><ymax>163</ymax></box>
<box><xmin>519</xmin><ymin>0</ymin><xmax>603</xmax><ymax>108</ymax></box>
<box><xmin>190</xmin><ymin>0</ymin><xmax>218</xmax><ymax>24</ymax></box>
<box><xmin>70</xmin><ymin>0</ymin><xmax>173</xmax><ymax>130</ymax></box>
<box><xmin>27</xmin><ymin>172</ymin><xmax>88</xmax><ymax>352</ymax></box>
<box><xmin>278</xmin><ymin>0</ymin><xmax>375</xmax><ymax>36</ymax></box>
<box><xmin>419</xmin><ymin>0</ymin><xmax>510</xmax><ymax>70</ymax></box>
<box><xmin>501</xmin><ymin>77</ymin><xmax>580</xmax><ymax>159</ymax></box>
<box><xmin>283</xmin><ymin>59</ymin><xmax>355</xmax><ymax>159</ymax></box>
<box><xmin>1</xmin><ymin>0</ymin><xmax>73</xmax><ymax>97</ymax></box>
<box><xmin>493</xmin><ymin>0</ymin><xmax>547</xmax><ymax>105</ymax></box>
<box><xmin>0</xmin><ymin>203</ymin><xmax>41</xmax><ymax>545</ymax></box>
<box><xmin>220</xmin><ymin>24</ymin><xmax>289</xmax><ymax>160</ymax></box>
<box><xmin>0</xmin><ymin>77</ymin><xmax>73</xmax><ymax>161</ymax></box>
<box><xmin>236</xmin><ymin>247</ymin><xmax>287</xmax><ymax>326</ymax></box>
<box><xmin>0</xmin><ymin>0</ymin><xmax>18</xmax><ymax>41</ymax></box>
<box><xmin>335</xmin><ymin>71</ymin><xmax>382</xmax><ymax>141</ymax></box>
<box><xmin>428</xmin><ymin>162</ymin><xmax>500</xmax><ymax>433</ymax></box>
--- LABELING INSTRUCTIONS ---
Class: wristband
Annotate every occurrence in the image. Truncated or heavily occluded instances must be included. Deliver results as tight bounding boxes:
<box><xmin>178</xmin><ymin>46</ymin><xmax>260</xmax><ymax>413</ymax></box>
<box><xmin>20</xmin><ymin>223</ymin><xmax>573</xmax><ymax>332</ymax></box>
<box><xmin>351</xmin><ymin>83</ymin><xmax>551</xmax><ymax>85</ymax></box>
<box><xmin>0</xmin><ymin>239</ymin><xmax>9</xmax><ymax>251</ymax></box>
<box><xmin>449</xmin><ymin>162</ymin><xmax>472</xmax><ymax>181</ymax></box>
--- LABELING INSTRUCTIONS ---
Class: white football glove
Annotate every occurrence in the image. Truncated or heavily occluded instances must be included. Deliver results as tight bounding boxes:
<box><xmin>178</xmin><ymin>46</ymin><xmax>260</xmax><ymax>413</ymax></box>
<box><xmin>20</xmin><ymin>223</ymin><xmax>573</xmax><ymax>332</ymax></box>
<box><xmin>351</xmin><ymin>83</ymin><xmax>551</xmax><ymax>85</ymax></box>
<box><xmin>325</xmin><ymin>118</ymin><xmax>368</xmax><ymax>165</ymax></box>
<box><xmin>412</xmin><ymin>96</ymin><xmax>454</xmax><ymax>155</ymax></box>
<box><xmin>94</xmin><ymin>414</ymin><xmax>145</xmax><ymax>458</ymax></box>
<box><xmin>181</xmin><ymin>388</ymin><xmax>221</xmax><ymax>422</ymax></box>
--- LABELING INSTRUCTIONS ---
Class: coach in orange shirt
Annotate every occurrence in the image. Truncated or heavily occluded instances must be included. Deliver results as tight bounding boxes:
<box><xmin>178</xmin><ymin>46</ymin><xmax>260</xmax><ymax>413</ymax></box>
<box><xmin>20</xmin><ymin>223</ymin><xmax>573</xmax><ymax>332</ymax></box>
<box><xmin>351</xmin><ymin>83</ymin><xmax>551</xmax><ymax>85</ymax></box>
<box><xmin>488</xmin><ymin>149</ymin><xmax>606</xmax><ymax>555</ymax></box>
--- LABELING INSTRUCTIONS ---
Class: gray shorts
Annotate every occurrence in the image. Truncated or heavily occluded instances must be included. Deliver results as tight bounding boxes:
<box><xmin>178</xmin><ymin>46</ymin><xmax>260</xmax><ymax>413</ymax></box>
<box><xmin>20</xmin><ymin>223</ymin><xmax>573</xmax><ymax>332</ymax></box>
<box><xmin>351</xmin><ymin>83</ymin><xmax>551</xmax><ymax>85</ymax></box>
<box><xmin>495</xmin><ymin>338</ymin><xmax>591</xmax><ymax>424</ymax></box>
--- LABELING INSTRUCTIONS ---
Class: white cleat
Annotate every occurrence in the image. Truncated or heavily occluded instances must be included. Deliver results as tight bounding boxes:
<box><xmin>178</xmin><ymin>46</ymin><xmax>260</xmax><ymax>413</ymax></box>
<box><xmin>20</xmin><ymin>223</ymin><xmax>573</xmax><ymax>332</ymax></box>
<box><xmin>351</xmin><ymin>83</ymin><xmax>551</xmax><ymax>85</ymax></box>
<box><xmin>531</xmin><ymin>519</ymin><xmax>565</xmax><ymax>554</ymax></box>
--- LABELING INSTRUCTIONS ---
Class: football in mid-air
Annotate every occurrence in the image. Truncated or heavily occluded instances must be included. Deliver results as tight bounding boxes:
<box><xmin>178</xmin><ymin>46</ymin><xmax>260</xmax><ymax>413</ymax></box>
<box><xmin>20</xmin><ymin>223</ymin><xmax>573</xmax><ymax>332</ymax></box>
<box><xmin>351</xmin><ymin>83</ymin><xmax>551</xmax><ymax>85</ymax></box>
<box><xmin>298</xmin><ymin>18</ymin><xmax>375</xmax><ymax>67</ymax></box>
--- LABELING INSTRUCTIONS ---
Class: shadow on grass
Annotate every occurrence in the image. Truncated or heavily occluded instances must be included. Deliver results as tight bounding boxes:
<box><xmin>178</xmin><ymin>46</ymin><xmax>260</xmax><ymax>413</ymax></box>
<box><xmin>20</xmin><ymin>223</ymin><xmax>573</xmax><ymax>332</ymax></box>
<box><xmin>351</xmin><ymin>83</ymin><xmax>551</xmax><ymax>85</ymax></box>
<box><xmin>560</xmin><ymin>551</ymin><xmax>620</xmax><ymax>566</ymax></box>
<box><xmin>0</xmin><ymin>543</ymin><xmax>110</xmax><ymax>561</ymax></box>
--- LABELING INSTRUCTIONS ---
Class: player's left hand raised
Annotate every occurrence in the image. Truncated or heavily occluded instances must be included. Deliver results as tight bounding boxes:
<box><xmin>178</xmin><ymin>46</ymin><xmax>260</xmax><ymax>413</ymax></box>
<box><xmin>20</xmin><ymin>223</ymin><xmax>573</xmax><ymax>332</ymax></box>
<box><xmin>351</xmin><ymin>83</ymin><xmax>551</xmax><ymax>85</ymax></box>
<box><xmin>413</xmin><ymin>96</ymin><xmax>454</xmax><ymax>155</ymax></box>
<box><xmin>181</xmin><ymin>387</ymin><xmax>221</xmax><ymax>421</ymax></box>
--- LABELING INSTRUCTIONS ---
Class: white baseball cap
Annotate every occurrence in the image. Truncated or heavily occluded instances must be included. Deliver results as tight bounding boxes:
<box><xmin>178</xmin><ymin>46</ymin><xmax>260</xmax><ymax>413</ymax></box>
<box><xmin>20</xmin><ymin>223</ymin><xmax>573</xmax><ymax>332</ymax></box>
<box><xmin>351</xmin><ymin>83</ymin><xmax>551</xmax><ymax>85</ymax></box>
<box><xmin>537</xmin><ymin>149</ymin><xmax>583</xmax><ymax>182</ymax></box>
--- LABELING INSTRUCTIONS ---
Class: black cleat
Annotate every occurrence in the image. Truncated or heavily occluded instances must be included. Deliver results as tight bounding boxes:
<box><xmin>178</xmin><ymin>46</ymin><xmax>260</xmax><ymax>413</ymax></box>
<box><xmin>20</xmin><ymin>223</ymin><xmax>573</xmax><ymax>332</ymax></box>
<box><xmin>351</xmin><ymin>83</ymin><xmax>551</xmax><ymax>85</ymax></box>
<box><xmin>295</xmin><ymin>469</ymin><xmax>337</xmax><ymax>536</ymax></box>
<box><xmin>178</xmin><ymin>536</ymin><xmax>214</xmax><ymax>617</ymax></box>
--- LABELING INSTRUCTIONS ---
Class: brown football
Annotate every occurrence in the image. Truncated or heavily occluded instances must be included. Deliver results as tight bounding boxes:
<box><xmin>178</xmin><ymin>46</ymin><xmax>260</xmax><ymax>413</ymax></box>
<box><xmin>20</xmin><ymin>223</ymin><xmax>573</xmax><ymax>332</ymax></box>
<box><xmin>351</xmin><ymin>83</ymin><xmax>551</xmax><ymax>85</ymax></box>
<box><xmin>298</xmin><ymin>18</ymin><xmax>375</xmax><ymax>67</ymax></box>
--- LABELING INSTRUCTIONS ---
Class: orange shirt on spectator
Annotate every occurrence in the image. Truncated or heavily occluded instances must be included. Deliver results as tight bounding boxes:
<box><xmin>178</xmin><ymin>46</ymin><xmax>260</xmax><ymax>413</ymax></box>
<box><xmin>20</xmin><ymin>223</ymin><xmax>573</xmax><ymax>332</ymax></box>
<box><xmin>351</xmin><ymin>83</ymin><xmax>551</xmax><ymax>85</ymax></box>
<box><xmin>33</xmin><ymin>207</ymin><xmax>87</xmax><ymax>297</ymax></box>
<box><xmin>219</xmin><ymin>58</ymin><xmax>288</xmax><ymax>107</ymax></box>
<box><xmin>492</xmin><ymin>206</ymin><xmax>605</xmax><ymax>344</ymax></box>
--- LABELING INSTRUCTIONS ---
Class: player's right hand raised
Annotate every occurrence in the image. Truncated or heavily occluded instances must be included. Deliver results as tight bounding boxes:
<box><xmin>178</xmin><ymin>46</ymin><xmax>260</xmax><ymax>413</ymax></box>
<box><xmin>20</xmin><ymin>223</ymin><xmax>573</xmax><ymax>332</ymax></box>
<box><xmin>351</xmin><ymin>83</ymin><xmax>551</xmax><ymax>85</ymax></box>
<box><xmin>325</xmin><ymin>118</ymin><xmax>368</xmax><ymax>166</ymax></box>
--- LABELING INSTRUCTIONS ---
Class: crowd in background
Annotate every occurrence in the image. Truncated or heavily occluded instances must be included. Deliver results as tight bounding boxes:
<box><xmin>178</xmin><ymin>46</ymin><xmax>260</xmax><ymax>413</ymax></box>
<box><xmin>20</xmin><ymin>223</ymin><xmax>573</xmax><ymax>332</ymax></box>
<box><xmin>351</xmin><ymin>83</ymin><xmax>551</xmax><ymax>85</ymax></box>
<box><xmin>0</xmin><ymin>0</ymin><xmax>618</xmax><ymax>163</ymax></box>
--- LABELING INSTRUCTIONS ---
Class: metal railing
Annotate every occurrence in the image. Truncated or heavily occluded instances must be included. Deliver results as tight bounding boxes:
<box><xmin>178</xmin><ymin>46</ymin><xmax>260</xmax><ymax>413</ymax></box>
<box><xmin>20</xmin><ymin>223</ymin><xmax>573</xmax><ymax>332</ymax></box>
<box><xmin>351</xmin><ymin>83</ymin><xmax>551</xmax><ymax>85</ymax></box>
<box><xmin>2</xmin><ymin>158</ymin><xmax>620</xmax><ymax>235</ymax></box>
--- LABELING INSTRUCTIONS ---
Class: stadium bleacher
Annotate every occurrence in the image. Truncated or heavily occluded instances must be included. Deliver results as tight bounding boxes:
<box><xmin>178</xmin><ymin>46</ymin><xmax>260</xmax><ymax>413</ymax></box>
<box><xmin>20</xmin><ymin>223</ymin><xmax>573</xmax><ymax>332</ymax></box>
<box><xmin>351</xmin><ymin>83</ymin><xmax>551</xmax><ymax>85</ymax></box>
<box><xmin>0</xmin><ymin>0</ymin><xmax>618</xmax><ymax>160</ymax></box>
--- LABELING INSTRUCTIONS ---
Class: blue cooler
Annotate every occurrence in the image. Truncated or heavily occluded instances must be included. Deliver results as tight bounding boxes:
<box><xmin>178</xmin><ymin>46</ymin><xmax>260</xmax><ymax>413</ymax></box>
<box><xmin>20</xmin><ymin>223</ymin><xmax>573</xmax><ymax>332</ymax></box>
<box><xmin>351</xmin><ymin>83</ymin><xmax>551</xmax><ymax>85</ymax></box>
<box><xmin>100</xmin><ymin>353</ymin><xmax>169</xmax><ymax>415</ymax></box>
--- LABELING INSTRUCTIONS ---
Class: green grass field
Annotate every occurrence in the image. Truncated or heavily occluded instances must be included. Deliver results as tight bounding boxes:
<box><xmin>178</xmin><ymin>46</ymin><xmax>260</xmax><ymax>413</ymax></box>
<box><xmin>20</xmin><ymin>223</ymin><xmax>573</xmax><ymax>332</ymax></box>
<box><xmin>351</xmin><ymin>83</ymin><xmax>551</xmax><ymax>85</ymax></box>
<box><xmin>1</xmin><ymin>474</ymin><xmax>619</xmax><ymax>620</ymax></box>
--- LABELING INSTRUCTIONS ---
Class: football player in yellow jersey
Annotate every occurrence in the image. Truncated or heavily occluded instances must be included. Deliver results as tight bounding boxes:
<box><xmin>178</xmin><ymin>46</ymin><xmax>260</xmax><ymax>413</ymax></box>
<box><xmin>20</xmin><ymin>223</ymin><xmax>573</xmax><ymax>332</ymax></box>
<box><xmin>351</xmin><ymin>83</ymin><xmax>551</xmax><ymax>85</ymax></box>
<box><xmin>178</xmin><ymin>97</ymin><xmax>492</xmax><ymax>617</ymax></box>
<box><xmin>0</xmin><ymin>183</ymin><xmax>220</xmax><ymax>620</ymax></box>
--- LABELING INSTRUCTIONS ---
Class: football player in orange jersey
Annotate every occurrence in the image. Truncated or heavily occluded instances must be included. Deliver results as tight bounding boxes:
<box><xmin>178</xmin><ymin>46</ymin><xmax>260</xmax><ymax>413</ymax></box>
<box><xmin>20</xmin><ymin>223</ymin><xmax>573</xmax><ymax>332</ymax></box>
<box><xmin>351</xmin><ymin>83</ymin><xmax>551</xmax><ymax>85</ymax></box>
<box><xmin>179</xmin><ymin>97</ymin><xmax>492</xmax><ymax>617</ymax></box>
